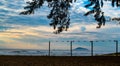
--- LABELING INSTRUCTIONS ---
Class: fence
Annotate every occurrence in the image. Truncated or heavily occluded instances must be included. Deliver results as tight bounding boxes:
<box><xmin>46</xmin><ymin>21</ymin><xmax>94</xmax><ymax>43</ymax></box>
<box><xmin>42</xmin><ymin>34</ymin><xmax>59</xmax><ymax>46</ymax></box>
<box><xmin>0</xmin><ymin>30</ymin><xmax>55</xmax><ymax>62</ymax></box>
<box><xmin>47</xmin><ymin>40</ymin><xmax>119</xmax><ymax>56</ymax></box>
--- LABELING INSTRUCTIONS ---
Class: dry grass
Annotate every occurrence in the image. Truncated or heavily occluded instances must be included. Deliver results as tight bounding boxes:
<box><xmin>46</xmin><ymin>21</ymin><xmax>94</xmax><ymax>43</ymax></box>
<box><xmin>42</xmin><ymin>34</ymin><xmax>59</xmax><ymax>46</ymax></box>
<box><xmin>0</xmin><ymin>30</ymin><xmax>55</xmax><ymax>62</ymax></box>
<box><xmin>0</xmin><ymin>56</ymin><xmax>120</xmax><ymax>66</ymax></box>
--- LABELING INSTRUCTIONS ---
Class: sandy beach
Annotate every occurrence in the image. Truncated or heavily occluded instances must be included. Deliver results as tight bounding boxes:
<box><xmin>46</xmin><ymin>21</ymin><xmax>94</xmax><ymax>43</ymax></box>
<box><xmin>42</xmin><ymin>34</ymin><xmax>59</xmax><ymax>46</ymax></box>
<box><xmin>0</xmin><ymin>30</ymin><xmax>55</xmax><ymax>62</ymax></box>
<box><xmin>0</xmin><ymin>56</ymin><xmax>120</xmax><ymax>66</ymax></box>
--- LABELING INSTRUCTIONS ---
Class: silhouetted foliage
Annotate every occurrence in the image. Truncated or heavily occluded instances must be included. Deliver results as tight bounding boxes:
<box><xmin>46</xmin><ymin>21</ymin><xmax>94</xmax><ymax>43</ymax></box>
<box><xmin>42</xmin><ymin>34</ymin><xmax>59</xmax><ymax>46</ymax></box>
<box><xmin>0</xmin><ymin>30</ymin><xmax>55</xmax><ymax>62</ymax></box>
<box><xmin>20</xmin><ymin>0</ymin><xmax>44</xmax><ymax>14</ymax></box>
<box><xmin>20</xmin><ymin>0</ymin><xmax>73</xmax><ymax>34</ymax></box>
<box><xmin>112</xmin><ymin>17</ymin><xmax>120</xmax><ymax>24</ymax></box>
<box><xmin>47</xmin><ymin>0</ymin><xmax>71</xmax><ymax>34</ymax></box>
<box><xmin>84</xmin><ymin>0</ymin><xmax>105</xmax><ymax>28</ymax></box>
<box><xmin>20</xmin><ymin>0</ymin><xmax>120</xmax><ymax>33</ymax></box>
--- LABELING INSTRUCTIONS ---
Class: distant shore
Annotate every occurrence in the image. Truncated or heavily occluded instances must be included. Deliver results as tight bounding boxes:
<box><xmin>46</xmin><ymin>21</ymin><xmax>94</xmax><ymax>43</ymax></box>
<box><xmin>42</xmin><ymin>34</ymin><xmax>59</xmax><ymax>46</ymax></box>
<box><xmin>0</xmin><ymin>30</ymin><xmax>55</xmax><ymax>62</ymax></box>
<box><xmin>100</xmin><ymin>53</ymin><xmax>120</xmax><ymax>56</ymax></box>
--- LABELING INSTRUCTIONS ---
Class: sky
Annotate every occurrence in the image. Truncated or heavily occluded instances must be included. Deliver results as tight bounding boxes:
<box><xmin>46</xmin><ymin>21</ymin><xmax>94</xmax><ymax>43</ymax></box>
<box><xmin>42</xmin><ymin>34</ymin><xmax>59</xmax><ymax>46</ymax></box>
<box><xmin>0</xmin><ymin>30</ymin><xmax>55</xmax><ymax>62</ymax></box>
<box><xmin>0</xmin><ymin>0</ymin><xmax>120</xmax><ymax>52</ymax></box>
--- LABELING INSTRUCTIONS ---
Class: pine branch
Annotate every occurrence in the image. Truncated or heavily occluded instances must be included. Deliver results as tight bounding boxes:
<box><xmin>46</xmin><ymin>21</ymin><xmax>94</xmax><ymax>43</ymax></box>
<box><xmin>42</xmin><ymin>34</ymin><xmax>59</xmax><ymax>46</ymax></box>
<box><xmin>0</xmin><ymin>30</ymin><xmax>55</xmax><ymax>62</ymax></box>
<box><xmin>20</xmin><ymin>0</ymin><xmax>44</xmax><ymax>15</ymax></box>
<box><xmin>19</xmin><ymin>0</ymin><xmax>120</xmax><ymax>33</ymax></box>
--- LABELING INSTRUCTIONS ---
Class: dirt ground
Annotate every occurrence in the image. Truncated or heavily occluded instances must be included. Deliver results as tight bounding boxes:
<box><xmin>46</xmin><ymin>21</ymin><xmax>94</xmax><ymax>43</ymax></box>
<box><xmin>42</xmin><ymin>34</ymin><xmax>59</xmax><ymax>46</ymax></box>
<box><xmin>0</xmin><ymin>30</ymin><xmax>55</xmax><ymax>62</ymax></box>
<box><xmin>0</xmin><ymin>56</ymin><xmax>120</xmax><ymax>66</ymax></box>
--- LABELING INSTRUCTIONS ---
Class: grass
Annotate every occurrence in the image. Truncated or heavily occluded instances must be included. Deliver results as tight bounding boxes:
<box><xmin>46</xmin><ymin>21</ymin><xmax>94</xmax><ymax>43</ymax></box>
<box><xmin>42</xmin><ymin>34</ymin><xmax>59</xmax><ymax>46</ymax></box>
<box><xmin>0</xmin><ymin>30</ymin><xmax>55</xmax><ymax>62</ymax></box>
<box><xmin>0</xmin><ymin>55</ymin><xmax>120</xmax><ymax>66</ymax></box>
<box><xmin>0</xmin><ymin>52</ymin><xmax>119</xmax><ymax>66</ymax></box>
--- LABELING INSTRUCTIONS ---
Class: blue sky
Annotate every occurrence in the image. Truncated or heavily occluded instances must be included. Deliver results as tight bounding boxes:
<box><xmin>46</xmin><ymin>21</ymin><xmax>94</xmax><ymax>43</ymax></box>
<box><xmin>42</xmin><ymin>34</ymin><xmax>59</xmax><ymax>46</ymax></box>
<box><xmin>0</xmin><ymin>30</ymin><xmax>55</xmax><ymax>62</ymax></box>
<box><xmin>0</xmin><ymin>0</ymin><xmax>120</xmax><ymax>52</ymax></box>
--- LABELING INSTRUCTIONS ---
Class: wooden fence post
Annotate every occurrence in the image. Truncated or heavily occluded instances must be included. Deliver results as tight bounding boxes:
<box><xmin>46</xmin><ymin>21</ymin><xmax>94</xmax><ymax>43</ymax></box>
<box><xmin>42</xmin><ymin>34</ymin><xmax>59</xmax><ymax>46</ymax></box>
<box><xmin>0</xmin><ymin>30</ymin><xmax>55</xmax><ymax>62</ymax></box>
<box><xmin>49</xmin><ymin>41</ymin><xmax>51</xmax><ymax>56</ymax></box>
<box><xmin>70</xmin><ymin>41</ymin><xmax>73</xmax><ymax>56</ymax></box>
<box><xmin>90</xmin><ymin>41</ymin><xmax>94</xmax><ymax>56</ymax></box>
<box><xmin>114</xmin><ymin>40</ymin><xmax>118</xmax><ymax>56</ymax></box>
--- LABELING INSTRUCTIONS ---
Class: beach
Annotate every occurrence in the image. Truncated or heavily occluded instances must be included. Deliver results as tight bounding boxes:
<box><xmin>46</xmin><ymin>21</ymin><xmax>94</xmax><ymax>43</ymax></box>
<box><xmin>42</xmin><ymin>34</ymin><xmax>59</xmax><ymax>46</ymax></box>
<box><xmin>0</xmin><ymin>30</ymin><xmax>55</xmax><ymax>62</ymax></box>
<box><xmin>0</xmin><ymin>56</ymin><xmax>120</xmax><ymax>66</ymax></box>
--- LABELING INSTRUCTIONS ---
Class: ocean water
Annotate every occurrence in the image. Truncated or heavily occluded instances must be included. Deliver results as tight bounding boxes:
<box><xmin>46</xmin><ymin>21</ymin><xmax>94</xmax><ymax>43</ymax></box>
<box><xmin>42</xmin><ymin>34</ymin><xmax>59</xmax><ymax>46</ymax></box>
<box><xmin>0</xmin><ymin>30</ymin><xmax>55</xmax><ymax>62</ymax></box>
<box><xmin>0</xmin><ymin>49</ymin><xmax>116</xmax><ymax>56</ymax></box>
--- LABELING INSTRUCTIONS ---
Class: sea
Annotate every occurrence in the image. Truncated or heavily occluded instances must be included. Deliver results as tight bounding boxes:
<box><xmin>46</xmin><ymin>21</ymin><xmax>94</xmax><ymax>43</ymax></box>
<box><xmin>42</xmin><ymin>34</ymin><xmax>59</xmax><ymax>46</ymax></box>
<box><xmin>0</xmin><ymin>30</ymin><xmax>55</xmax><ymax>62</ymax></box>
<box><xmin>0</xmin><ymin>49</ymin><xmax>116</xmax><ymax>56</ymax></box>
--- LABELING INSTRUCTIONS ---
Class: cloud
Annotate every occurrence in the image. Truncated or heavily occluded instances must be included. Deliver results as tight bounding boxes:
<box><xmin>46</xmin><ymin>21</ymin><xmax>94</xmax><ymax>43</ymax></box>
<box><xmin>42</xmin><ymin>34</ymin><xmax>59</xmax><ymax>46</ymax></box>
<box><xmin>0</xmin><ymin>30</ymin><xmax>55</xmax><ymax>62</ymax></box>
<box><xmin>102</xmin><ymin>1</ymin><xmax>120</xmax><ymax>17</ymax></box>
<box><xmin>0</xmin><ymin>0</ymin><xmax>120</xmax><ymax>50</ymax></box>
<box><xmin>0</xmin><ymin>42</ymin><xmax>46</xmax><ymax>49</ymax></box>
